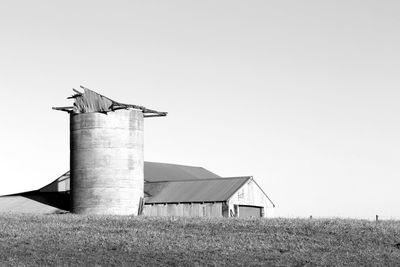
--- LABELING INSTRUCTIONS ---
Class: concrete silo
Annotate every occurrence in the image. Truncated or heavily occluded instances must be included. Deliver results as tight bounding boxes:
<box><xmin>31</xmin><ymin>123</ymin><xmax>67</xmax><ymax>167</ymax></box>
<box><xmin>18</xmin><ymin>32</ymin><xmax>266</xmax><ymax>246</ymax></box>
<box><xmin>54</xmin><ymin>86</ymin><xmax>166</xmax><ymax>215</ymax></box>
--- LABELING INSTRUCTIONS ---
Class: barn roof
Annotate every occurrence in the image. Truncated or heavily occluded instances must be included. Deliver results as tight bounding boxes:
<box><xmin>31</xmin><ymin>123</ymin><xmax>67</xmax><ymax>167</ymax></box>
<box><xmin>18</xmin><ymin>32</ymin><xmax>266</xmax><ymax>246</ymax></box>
<box><xmin>144</xmin><ymin>177</ymin><xmax>251</xmax><ymax>204</ymax></box>
<box><xmin>0</xmin><ymin>162</ymin><xmax>223</xmax><ymax>213</ymax></box>
<box><xmin>144</xmin><ymin>162</ymin><xmax>220</xmax><ymax>182</ymax></box>
<box><xmin>39</xmin><ymin>162</ymin><xmax>220</xmax><ymax>193</ymax></box>
<box><xmin>0</xmin><ymin>162</ymin><xmax>274</xmax><ymax>214</ymax></box>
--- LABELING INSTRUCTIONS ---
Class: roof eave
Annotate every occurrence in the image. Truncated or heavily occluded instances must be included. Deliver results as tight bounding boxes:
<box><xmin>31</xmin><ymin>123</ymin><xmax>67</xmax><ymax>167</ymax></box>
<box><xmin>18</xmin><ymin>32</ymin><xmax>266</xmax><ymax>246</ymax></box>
<box><xmin>250</xmin><ymin>177</ymin><xmax>276</xmax><ymax>208</ymax></box>
<box><xmin>225</xmin><ymin>176</ymin><xmax>252</xmax><ymax>202</ymax></box>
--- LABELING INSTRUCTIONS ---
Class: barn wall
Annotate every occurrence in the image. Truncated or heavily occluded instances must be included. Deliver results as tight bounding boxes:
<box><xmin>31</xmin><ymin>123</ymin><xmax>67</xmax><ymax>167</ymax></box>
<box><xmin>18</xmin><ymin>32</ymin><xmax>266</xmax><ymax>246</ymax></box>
<box><xmin>143</xmin><ymin>202</ymin><xmax>222</xmax><ymax>217</ymax></box>
<box><xmin>228</xmin><ymin>178</ymin><xmax>274</xmax><ymax>218</ymax></box>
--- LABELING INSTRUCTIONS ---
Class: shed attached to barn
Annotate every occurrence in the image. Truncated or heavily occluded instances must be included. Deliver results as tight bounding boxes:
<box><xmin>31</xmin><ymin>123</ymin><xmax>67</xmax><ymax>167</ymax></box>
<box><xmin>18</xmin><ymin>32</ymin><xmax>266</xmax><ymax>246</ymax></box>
<box><xmin>144</xmin><ymin>176</ymin><xmax>274</xmax><ymax>218</ymax></box>
<box><xmin>0</xmin><ymin>162</ymin><xmax>275</xmax><ymax>218</ymax></box>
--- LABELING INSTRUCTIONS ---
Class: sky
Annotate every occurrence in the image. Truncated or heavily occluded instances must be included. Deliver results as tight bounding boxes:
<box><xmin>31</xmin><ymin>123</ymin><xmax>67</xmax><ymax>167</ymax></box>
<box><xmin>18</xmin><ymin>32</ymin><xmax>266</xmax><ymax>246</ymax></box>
<box><xmin>0</xmin><ymin>0</ymin><xmax>399</xmax><ymax>219</ymax></box>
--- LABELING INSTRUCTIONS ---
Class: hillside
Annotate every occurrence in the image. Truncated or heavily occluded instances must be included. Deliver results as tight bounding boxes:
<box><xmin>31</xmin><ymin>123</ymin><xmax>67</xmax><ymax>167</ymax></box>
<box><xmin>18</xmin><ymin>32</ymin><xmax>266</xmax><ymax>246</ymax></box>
<box><xmin>0</xmin><ymin>214</ymin><xmax>400</xmax><ymax>266</ymax></box>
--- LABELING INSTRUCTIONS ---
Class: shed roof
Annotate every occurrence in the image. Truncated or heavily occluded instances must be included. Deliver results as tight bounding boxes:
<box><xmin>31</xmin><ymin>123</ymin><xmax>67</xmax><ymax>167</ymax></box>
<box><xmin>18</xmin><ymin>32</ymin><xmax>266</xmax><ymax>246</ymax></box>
<box><xmin>144</xmin><ymin>177</ymin><xmax>251</xmax><ymax>204</ymax></box>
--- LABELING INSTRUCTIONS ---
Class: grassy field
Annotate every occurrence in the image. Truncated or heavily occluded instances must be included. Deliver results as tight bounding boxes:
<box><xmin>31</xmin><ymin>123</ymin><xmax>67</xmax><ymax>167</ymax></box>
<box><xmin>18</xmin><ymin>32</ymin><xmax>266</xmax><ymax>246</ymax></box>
<box><xmin>1</xmin><ymin>214</ymin><xmax>400</xmax><ymax>266</ymax></box>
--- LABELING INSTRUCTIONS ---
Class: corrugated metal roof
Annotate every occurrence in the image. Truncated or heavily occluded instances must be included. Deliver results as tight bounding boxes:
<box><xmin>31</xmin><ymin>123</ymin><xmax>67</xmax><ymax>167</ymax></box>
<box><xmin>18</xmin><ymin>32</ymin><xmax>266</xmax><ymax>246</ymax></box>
<box><xmin>144</xmin><ymin>162</ymin><xmax>220</xmax><ymax>182</ymax></box>
<box><xmin>145</xmin><ymin>177</ymin><xmax>251</xmax><ymax>204</ymax></box>
<box><xmin>0</xmin><ymin>164</ymin><xmax>265</xmax><ymax>213</ymax></box>
<box><xmin>37</xmin><ymin>162</ymin><xmax>221</xmax><ymax>193</ymax></box>
<box><xmin>0</xmin><ymin>162</ymin><xmax>225</xmax><ymax>213</ymax></box>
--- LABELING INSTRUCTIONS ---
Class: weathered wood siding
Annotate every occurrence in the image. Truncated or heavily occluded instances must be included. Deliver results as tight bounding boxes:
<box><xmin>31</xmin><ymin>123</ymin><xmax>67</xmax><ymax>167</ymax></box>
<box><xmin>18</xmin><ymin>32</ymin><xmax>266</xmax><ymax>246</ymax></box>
<box><xmin>143</xmin><ymin>202</ymin><xmax>222</xmax><ymax>217</ymax></box>
<box><xmin>228</xmin><ymin>178</ymin><xmax>274</xmax><ymax>218</ymax></box>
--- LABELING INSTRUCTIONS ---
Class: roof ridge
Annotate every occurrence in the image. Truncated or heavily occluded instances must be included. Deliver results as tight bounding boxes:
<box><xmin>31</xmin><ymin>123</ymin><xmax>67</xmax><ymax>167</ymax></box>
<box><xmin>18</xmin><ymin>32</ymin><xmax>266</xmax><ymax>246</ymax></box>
<box><xmin>145</xmin><ymin>161</ymin><xmax>207</xmax><ymax>169</ymax></box>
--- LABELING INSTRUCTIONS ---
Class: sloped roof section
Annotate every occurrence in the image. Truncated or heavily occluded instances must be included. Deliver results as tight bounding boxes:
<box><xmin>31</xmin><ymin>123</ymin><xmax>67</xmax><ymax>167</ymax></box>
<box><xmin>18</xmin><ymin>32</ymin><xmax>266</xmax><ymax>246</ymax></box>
<box><xmin>144</xmin><ymin>162</ymin><xmax>220</xmax><ymax>182</ymax></box>
<box><xmin>144</xmin><ymin>177</ymin><xmax>250</xmax><ymax>204</ymax></box>
<box><xmin>38</xmin><ymin>162</ymin><xmax>221</xmax><ymax>193</ymax></box>
<box><xmin>0</xmin><ymin>196</ymin><xmax>60</xmax><ymax>214</ymax></box>
<box><xmin>0</xmin><ymin>190</ymin><xmax>69</xmax><ymax>214</ymax></box>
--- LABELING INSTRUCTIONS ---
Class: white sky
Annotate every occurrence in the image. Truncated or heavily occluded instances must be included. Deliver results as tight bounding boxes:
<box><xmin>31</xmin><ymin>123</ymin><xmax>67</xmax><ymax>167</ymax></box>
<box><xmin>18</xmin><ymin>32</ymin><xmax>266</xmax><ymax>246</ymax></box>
<box><xmin>0</xmin><ymin>0</ymin><xmax>399</xmax><ymax>219</ymax></box>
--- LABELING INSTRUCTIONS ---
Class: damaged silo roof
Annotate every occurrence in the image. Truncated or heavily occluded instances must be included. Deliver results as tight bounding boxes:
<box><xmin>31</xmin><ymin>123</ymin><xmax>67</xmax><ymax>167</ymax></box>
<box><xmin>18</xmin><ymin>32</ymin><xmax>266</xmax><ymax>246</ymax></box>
<box><xmin>52</xmin><ymin>86</ymin><xmax>167</xmax><ymax>117</ymax></box>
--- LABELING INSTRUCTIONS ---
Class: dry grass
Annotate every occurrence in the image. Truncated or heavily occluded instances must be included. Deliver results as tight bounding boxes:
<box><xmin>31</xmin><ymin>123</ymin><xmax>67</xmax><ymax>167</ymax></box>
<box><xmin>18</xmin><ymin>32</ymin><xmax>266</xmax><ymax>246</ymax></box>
<box><xmin>1</xmin><ymin>214</ymin><xmax>400</xmax><ymax>266</ymax></box>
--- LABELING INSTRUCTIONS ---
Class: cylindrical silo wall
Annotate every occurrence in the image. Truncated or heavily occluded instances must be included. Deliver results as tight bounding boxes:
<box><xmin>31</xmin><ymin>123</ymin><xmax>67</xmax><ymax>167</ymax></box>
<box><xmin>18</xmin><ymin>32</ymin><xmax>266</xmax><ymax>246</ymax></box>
<box><xmin>70</xmin><ymin>109</ymin><xmax>144</xmax><ymax>215</ymax></box>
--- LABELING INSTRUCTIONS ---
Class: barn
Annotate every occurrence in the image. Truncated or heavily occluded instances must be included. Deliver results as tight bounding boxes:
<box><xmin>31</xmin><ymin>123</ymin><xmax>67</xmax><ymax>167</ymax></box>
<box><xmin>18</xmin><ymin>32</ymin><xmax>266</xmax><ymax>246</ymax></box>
<box><xmin>1</xmin><ymin>88</ymin><xmax>275</xmax><ymax>217</ymax></box>
<box><xmin>0</xmin><ymin>162</ymin><xmax>275</xmax><ymax>218</ymax></box>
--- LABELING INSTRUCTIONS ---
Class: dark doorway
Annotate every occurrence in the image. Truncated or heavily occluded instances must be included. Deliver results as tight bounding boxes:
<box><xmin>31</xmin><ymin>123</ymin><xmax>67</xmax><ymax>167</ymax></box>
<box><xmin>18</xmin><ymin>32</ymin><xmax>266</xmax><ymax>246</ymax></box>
<box><xmin>238</xmin><ymin>205</ymin><xmax>263</xmax><ymax>218</ymax></box>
